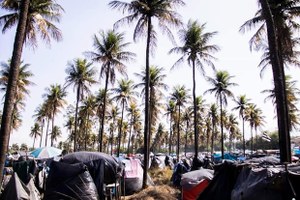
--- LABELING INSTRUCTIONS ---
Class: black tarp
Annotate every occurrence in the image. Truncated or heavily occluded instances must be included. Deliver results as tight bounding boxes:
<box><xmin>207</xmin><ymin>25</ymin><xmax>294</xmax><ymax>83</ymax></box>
<box><xmin>197</xmin><ymin>161</ymin><xmax>300</xmax><ymax>200</ymax></box>
<box><xmin>231</xmin><ymin>166</ymin><xmax>286</xmax><ymax>200</ymax></box>
<box><xmin>0</xmin><ymin>172</ymin><xmax>40</xmax><ymax>200</ymax></box>
<box><xmin>61</xmin><ymin>151</ymin><xmax>123</xmax><ymax>198</ymax></box>
<box><xmin>197</xmin><ymin>161</ymin><xmax>245</xmax><ymax>200</ymax></box>
<box><xmin>44</xmin><ymin>161</ymin><xmax>99</xmax><ymax>200</ymax></box>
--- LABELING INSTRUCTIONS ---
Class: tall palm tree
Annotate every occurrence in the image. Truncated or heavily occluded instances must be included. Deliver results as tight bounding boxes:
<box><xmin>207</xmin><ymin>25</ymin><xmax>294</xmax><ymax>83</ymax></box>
<box><xmin>85</xmin><ymin>29</ymin><xmax>135</xmax><ymax>152</ymax></box>
<box><xmin>170</xmin><ymin>85</ymin><xmax>190</xmax><ymax>161</ymax></box>
<box><xmin>208</xmin><ymin>104</ymin><xmax>219</xmax><ymax>155</ymax></box>
<box><xmin>182</xmin><ymin>107</ymin><xmax>192</xmax><ymax>156</ymax></box>
<box><xmin>232</xmin><ymin>94</ymin><xmax>250</xmax><ymax>156</ymax></box>
<box><xmin>0</xmin><ymin>60</ymin><xmax>34</xmax><ymax>144</ymax></box>
<box><xmin>30</xmin><ymin>122</ymin><xmax>41</xmax><ymax>149</ymax></box>
<box><xmin>227</xmin><ymin>114</ymin><xmax>240</xmax><ymax>151</ymax></box>
<box><xmin>262</xmin><ymin>75</ymin><xmax>300</xmax><ymax>131</ymax></box>
<box><xmin>205</xmin><ymin>70</ymin><xmax>237</xmax><ymax>159</ymax></box>
<box><xmin>109</xmin><ymin>0</ymin><xmax>184</xmax><ymax>188</ymax></box>
<box><xmin>240</xmin><ymin>0</ymin><xmax>299</xmax><ymax>162</ymax></box>
<box><xmin>244</xmin><ymin>103</ymin><xmax>265</xmax><ymax>153</ymax></box>
<box><xmin>126</xmin><ymin>101</ymin><xmax>140</xmax><ymax>155</ymax></box>
<box><xmin>64</xmin><ymin>58</ymin><xmax>97</xmax><ymax>151</ymax></box>
<box><xmin>135</xmin><ymin>66</ymin><xmax>168</xmax><ymax>149</ymax></box>
<box><xmin>0</xmin><ymin>60</ymin><xmax>34</xmax><ymax>102</ymax></box>
<box><xmin>79</xmin><ymin>95</ymin><xmax>96</xmax><ymax>150</ymax></box>
<box><xmin>165</xmin><ymin>100</ymin><xmax>176</xmax><ymax>155</ymax></box>
<box><xmin>107</xmin><ymin>105</ymin><xmax>120</xmax><ymax>155</ymax></box>
<box><xmin>111</xmin><ymin>79</ymin><xmax>136</xmax><ymax>157</ymax></box>
<box><xmin>43</xmin><ymin>84</ymin><xmax>67</xmax><ymax>147</ymax></box>
<box><xmin>0</xmin><ymin>0</ymin><xmax>64</xmax><ymax>48</ymax></box>
<box><xmin>32</xmin><ymin>104</ymin><xmax>47</xmax><ymax>147</ymax></box>
<box><xmin>0</xmin><ymin>0</ymin><xmax>30</xmax><ymax>187</ymax></box>
<box><xmin>50</xmin><ymin>125</ymin><xmax>62</xmax><ymax>146</ymax></box>
<box><xmin>169</xmin><ymin>19</ymin><xmax>219</xmax><ymax>158</ymax></box>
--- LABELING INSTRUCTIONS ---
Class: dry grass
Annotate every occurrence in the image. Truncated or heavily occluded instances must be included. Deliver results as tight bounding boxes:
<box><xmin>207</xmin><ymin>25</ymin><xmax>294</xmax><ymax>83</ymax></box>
<box><xmin>123</xmin><ymin>167</ymin><xmax>181</xmax><ymax>200</ymax></box>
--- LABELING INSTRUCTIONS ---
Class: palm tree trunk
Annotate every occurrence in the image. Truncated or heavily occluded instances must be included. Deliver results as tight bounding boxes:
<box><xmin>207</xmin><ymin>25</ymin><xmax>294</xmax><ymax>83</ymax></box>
<box><xmin>110</xmin><ymin>121</ymin><xmax>115</xmax><ymax>155</ymax></box>
<box><xmin>74</xmin><ymin>85</ymin><xmax>81</xmax><ymax>152</ymax></box>
<box><xmin>51</xmin><ymin>109</ymin><xmax>55</xmax><ymax>147</ymax></box>
<box><xmin>251</xmin><ymin>128</ymin><xmax>253</xmax><ymax>155</ymax></box>
<box><xmin>45</xmin><ymin>117</ymin><xmax>50</xmax><ymax>146</ymax></box>
<box><xmin>85</xmin><ymin>114</ymin><xmax>89</xmax><ymax>150</ymax></box>
<box><xmin>117</xmin><ymin>101</ymin><xmax>125</xmax><ymax>157</ymax></box>
<box><xmin>185</xmin><ymin>120</ymin><xmax>189</xmax><ymax>157</ymax></box>
<box><xmin>211</xmin><ymin>122</ymin><xmax>215</xmax><ymax>155</ymax></box>
<box><xmin>168</xmin><ymin>119</ymin><xmax>172</xmax><ymax>155</ymax></box>
<box><xmin>220</xmin><ymin>97</ymin><xmax>224</xmax><ymax>159</ymax></box>
<box><xmin>99</xmin><ymin>70</ymin><xmax>109</xmax><ymax>152</ymax></box>
<box><xmin>242</xmin><ymin>116</ymin><xmax>245</xmax><ymax>157</ymax></box>
<box><xmin>143</xmin><ymin>16</ymin><xmax>151</xmax><ymax>189</ymax></box>
<box><xmin>39</xmin><ymin>119</ymin><xmax>44</xmax><ymax>148</ymax></box>
<box><xmin>192</xmin><ymin>61</ymin><xmax>198</xmax><ymax>158</ymax></box>
<box><xmin>0</xmin><ymin>0</ymin><xmax>29</xmax><ymax>189</ymax></box>
<box><xmin>33</xmin><ymin>136</ymin><xmax>36</xmax><ymax>149</ymax></box>
<box><xmin>260</xmin><ymin>0</ymin><xmax>291</xmax><ymax>163</ymax></box>
<box><xmin>176</xmin><ymin>105</ymin><xmax>181</xmax><ymax>162</ymax></box>
<box><xmin>127</xmin><ymin>116</ymin><xmax>134</xmax><ymax>155</ymax></box>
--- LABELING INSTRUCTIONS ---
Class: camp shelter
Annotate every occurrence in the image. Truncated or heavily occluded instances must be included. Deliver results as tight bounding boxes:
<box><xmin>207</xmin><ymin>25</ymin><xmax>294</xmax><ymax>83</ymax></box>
<box><xmin>60</xmin><ymin>151</ymin><xmax>123</xmax><ymax>198</ymax></box>
<box><xmin>0</xmin><ymin>172</ymin><xmax>40</xmax><ymax>200</ymax></box>
<box><xmin>120</xmin><ymin>157</ymin><xmax>154</xmax><ymax>195</ymax></box>
<box><xmin>44</xmin><ymin>161</ymin><xmax>99</xmax><ymax>200</ymax></box>
<box><xmin>181</xmin><ymin>168</ymin><xmax>214</xmax><ymax>200</ymax></box>
<box><xmin>197</xmin><ymin>161</ymin><xmax>300</xmax><ymax>200</ymax></box>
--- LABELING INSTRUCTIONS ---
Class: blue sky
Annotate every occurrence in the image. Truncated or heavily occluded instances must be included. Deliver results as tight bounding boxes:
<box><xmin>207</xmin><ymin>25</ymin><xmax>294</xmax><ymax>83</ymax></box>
<box><xmin>1</xmin><ymin>0</ymin><xmax>299</xmax><ymax>147</ymax></box>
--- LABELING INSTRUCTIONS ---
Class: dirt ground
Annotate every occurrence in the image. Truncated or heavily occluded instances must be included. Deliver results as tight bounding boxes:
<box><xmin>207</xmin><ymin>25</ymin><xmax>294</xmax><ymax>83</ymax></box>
<box><xmin>123</xmin><ymin>168</ymin><xmax>181</xmax><ymax>200</ymax></box>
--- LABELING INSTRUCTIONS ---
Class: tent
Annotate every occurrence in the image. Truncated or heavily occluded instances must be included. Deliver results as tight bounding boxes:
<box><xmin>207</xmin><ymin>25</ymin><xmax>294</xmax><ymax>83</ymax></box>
<box><xmin>197</xmin><ymin>162</ymin><xmax>300</xmax><ymax>200</ymax></box>
<box><xmin>120</xmin><ymin>157</ymin><xmax>154</xmax><ymax>195</ymax></box>
<box><xmin>61</xmin><ymin>151</ymin><xmax>123</xmax><ymax>198</ymax></box>
<box><xmin>44</xmin><ymin>161</ymin><xmax>99</xmax><ymax>200</ymax></box>
<box><xmin>0</xmin><ymin>172</ymin><xmax>40</xmax><ymax>200</ymax></box>
<box><xmin>30</xmin><ymin>147</ymin><xmax>62</xmax><ymax>159</ymax></box>
<box><xmin>181</xmin><ymin>168</ymin><xmax>214</xmax><ymax>200</ymax></box>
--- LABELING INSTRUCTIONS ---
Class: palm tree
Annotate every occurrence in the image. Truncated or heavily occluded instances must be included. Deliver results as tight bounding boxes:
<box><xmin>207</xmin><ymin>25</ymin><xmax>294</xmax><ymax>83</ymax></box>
<box><xmin>0</xmin><ymin>0</ymin><xmax>30</xmax><ymax>187</ymax></box>
<box><xmin>79</xmin><ymin>95</ymin><xmax>96</xmax><ymax>150</ymax></box>
<box><xmin>244</xmin><ymin>103</ymin><xmax>265</xmax><ymax>153</ymax></box>
<box><xmin>262</xmin><ymin>75</ymin><xmax>300</xmax><ymax>131</ymax></box>
<box><xmin>227</xmin><ymin>114</ymin><xmax>240</xmax><ymax>151</ymax></box>
<box><xmin>0</xmin><ymin>60</ymin><xmax>34</xmax><ymax>102</ymax></box>
<box><xmin>43</xmin><ymin>84</ymin><xmax>67</xmax><ymax>147</ymax></box>
<box><xmin>240</xmin><ymin>0</ymin><xmax>298</xmax><ymax>162</ymax></box>
<box><xmin>85</xmin><ymin>29</ymin><xmax>135</xmax><ymax>152</ymax></box>
<box><xmin>64</xmin><ymin>58</ymin><xmax>97</xmax><ymax>151</ymax></box>
<box><xmin>30</xmin><ymin>122</ymin><xmax>41</xmax><ymax>149</ymax></box>
<box><xmin>126</xmin><ymin>101</ymin><xmax>140</xmax><ymax>155</ymax></box>
<box><xmin>169</xmin><ymin>19</ymin><xmax>219</xmax><ymax>158</ymax></box>
<box><xmin>50</xmin><ymin>125</ymin><xmax>62</xmax><ymax>146</ymax></box>
<box><xmin>109</xmin><ymin>0</ymin><xmax>184</xmax><ymax>188</ymax></box>
<box><xmin>107</xmin><ymin>105</ymin><xmax>120</xmax><ymax>155</ymax></box>
<box><xmin>135</xmin><ymin>66</ymin><xmax>168</xmax><ymax>149</ymax></box>
<box><xmin>182</xmin><ymin>107</ymin><xmax>192</xmax><ymax>156</ymax></box>
<box><xmin>232</xmin><ymin>95</ymin><xmax>250</xmax><ymax>156</ymax></box>
<box><xmin>170</xmin><ymin>85</ymin><xmax>190</xmax><ymax>161</ymax></box>
<box><xmin>205</xmin><ymin>70</ymin><xmax>237</xmax><ymax>159</ymax></box>
<box><xmin>0</xmin><ymin>0</ymin><xmax>63</xmax><ymax>186</ymax></box>
<box><xmin>208</xmin><ymin>103</ymin><xmax>218</xmax><ymax>156</ymax></box>
<box><xmin>32</xmin><ymin>104</ymin><xmax>47</xmax><ymax>148</ymax></box>
<box><xmin>0</xmin><ymin>0</ymin><xmax>64</xmax><ymax>48</ymax></box>
<box><xmin>165</xmin><ymin>100</ymin><xmax>176</xmax><ymax>155</ymax></box>
<box><xmin>111</xmin><ymin>79</ymin><xmax>136</xmax><ymax>157</ymax></box>
<box><xmin>0</xmin><ymin>60</ymin><xmax>34</xmax><ymax>145</ymax></box>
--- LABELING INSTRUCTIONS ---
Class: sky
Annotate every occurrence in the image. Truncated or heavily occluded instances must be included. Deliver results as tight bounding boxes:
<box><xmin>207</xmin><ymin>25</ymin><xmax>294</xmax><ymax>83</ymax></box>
<box><xmin>1</xmin><ymin>0</ymin><xmax>300</xmax><ymax>147</ymax></box>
